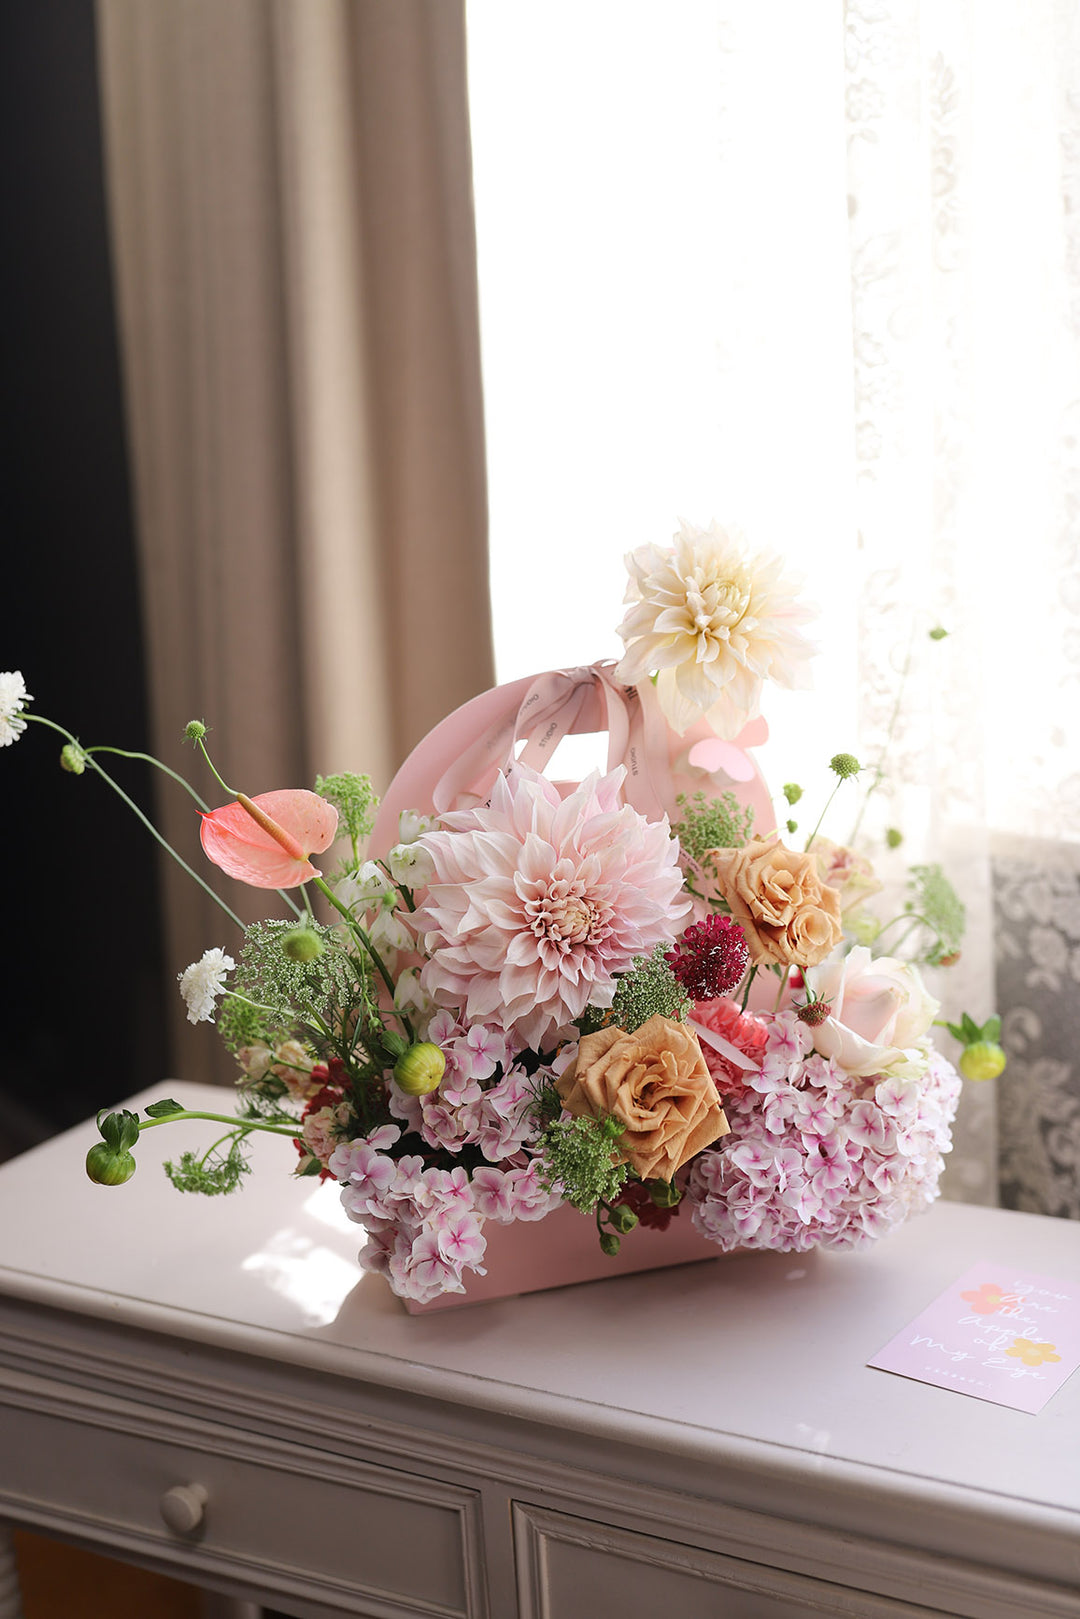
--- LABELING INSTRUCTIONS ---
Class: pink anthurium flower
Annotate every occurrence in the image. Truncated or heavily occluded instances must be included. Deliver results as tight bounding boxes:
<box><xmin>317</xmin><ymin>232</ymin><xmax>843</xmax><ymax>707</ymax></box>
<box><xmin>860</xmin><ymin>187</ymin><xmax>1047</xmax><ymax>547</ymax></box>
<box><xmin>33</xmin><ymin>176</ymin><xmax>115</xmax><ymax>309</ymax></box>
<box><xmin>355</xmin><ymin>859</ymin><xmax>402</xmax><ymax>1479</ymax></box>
<box><xmin>200</xmin><ymin>790</ymin><xmax>338</xmax><ymax>888</ymax></box>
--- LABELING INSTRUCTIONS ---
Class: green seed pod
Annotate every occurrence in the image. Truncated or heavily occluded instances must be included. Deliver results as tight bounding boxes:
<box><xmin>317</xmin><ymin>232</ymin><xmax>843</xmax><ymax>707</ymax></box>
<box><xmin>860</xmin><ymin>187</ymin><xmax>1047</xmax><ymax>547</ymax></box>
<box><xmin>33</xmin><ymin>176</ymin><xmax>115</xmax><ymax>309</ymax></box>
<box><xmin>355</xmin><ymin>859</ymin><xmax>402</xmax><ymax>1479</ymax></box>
<box><xmin>646</xmin><ymin>1178</ymin><xmax>682</xmax><ymax>1208</ymax></box>
<box><xmin>959</xmin><ymin>1041</ymin><xmax>1007</xmax><ymax>1082</ymax></box>
<box><xmin>281</xmin><ymin>927</ymin><xmax>324</xmax><ymax>963</ymax></box>
<box><xmin>184</xmin><ymin>719</ymin><xmax>207</xmax><ymax>741</ymax></box>
<box><xmin>393</xmin><ymin>1042</ymin><xmax>446</xmax><ymax>1096</ymax></box>
<box><xmin>59</xmin><ymin>743</ymin><xmax>87</xmax><ymax>775</ymax></box>
<box><xmin>829</xmin><ymin>752</ymin><xmax>862</xmax><ymax>779</ymax></box>
<box><xmin>609</xmin><ymin>1203</ymin><xmax>639</xmax><ymax>1234</ymax></box>
<box><xmin>85</xmin><ymin>1143</ymin><xmax>137</xmax><ymax>1186</ymax></box>
<box><xmin>599</xmin><ymin>1231</ymin><xmax>621</xmax><ymax>1257</ymax></box>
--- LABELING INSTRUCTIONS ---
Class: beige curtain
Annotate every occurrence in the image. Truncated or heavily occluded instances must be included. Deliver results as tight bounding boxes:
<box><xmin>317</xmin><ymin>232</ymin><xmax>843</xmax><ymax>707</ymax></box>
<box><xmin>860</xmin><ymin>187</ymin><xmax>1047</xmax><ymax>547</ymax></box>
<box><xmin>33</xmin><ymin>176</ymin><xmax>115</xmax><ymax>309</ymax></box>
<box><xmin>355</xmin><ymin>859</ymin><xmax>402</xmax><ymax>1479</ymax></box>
<box><xmin>96</xmin><ymin>0</ymin><xmax>493</xmax><ymax>1081</ymax></box>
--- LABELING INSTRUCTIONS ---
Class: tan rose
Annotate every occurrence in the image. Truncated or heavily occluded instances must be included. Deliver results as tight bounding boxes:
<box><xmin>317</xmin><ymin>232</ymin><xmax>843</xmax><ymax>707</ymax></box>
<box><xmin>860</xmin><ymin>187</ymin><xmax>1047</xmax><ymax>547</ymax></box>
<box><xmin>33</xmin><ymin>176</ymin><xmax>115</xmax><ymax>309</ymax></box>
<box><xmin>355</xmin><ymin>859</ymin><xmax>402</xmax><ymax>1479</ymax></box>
<box><xmin>706</xmin><ymin>835</ymin><xmax>843</xmax><ymax>967</ymax></box>
<box><xmin>556</xmin><ymin>1015</ymin><xmax>729</xmax><ymax>1182</ymax></box>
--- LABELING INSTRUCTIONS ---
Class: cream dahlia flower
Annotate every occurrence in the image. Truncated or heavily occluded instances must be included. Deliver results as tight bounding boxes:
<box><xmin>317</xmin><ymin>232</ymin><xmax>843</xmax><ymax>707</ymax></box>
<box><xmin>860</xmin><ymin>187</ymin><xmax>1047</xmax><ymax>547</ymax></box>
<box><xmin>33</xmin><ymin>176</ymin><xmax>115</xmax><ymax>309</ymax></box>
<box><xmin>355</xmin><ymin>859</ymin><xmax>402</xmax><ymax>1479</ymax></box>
<box><xmin>412</xmin><ymin>764</ymin><xmax>690</xmax><ymax>1052</ymax></box>
<box><xmin>614</xmin><ymin>521</ymin><xmax>816</xmax><ymax>737</ymax></box>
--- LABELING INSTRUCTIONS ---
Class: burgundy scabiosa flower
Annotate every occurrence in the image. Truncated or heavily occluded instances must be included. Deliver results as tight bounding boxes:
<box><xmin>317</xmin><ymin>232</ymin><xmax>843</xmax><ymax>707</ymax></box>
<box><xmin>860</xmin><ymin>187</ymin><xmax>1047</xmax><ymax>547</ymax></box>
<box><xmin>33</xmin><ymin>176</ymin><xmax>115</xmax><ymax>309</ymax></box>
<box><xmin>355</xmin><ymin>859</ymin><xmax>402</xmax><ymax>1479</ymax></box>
<box><xmin>666</xmin><ymin>912</ymin><xmax>749</xmax><ymax>1001</ymax></box>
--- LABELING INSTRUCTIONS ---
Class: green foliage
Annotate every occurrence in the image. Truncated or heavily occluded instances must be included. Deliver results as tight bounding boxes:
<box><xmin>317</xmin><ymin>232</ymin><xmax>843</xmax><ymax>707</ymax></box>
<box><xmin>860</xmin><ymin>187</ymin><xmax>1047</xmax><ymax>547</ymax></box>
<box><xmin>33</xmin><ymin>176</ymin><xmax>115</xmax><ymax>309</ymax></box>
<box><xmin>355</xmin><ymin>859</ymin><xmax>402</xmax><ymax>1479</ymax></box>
<box><xmin>164</xmin><ymin>1133</ymin><xmax>253</xmax><ymax>1196</ymax></box>
<box><xmin>907</xmin><ymin>863</ymin><xmax>966</xmax><ymax>964</ymax></box>
<box><xmin>673</xmin><ymin>790</ymin><xmax>754</xmax><ymax>864</ymax></box>
<box><xmin>315</xmin><ymin>771</ymin><xmax>379</xmax><ymax>869</ymax></box>
<box><xmin>216</xmin><ymin>991</ymin><xmax>275</xmax><ymax>1054</ymax></box>
<box><xmin>540</xmin><ymin>1114</ymin><xmax>627</xmax><ymax>1213</ymax></box>
<box><xmin>946</xmin><ymin>1011</ymin><xmax>1000</xmax><ymax>1047</ymax></box>
<box><xmin>144</xmin><ymin>1098</ymin><xmax>184</xmax><ymax>1119</ymax></box>
<box><xmin>578</xmin><ymin>946</ymin><xmax>690</xmax><ymax>1036</ymax></box>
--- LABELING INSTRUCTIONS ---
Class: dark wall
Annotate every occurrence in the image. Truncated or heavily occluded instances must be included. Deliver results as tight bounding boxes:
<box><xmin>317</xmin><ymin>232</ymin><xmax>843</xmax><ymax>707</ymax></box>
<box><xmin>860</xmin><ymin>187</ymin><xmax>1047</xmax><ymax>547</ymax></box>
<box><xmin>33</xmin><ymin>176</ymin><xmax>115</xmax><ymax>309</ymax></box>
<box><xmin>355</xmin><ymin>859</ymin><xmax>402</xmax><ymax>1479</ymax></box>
<box><xmin>0</xmin><ymin>0</ymin><xmax>168</xmax><ymax>1157</ymax></box>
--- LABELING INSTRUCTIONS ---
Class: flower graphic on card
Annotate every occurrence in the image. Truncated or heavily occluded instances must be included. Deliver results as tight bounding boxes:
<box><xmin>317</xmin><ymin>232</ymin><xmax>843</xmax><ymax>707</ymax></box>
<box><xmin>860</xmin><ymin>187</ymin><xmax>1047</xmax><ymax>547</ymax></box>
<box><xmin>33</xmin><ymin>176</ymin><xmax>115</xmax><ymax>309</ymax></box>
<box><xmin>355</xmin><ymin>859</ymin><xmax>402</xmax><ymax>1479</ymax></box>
<box><xmin>1005</xmin><ymin>1338</ymin><xmax>1062</xmax><ymax>1368</ymax></box>
<box><xmin>960</xmin><ymin>1281</ymin><xmax>1016</xmax><ymax>1315</ymax></box>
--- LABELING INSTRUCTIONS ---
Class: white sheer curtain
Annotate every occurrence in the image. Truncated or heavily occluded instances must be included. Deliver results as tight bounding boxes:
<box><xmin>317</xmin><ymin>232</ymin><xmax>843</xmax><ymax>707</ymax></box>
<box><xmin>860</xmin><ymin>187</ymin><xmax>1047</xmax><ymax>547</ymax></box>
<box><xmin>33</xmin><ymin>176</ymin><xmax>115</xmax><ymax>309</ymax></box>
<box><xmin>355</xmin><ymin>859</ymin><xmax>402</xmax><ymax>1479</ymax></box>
<box><xmin>467</xmin><ymin>0</ymin><xmax>1080</xmax><ymax>1208</ymax></box>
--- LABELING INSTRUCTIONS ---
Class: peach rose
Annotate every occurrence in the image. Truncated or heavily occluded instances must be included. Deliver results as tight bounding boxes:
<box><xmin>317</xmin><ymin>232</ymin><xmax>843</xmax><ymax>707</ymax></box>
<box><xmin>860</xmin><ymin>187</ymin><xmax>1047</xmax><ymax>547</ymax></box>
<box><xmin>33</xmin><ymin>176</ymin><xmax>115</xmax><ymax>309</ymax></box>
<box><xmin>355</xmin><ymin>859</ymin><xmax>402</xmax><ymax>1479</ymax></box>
<box><xmin>556</xmin><ymin>1015</ymin><xmax>729</xmax><ymax>1182</ymax></box>
<box><xmin>706</xmin><ymin>835</ymin><xmax>843</xmax><ymax>967</ymax></box>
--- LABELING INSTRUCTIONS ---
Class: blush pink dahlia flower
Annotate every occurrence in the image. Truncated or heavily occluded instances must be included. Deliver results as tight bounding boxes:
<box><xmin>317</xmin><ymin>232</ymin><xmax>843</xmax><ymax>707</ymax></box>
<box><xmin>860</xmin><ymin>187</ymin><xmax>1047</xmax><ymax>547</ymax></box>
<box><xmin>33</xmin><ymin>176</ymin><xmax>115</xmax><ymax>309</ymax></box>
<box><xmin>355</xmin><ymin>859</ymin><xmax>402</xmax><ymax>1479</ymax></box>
<box><xmin>411</xmin><ymin>764</ymin><xmax>690</xmax><ymax>1051</ymax></box>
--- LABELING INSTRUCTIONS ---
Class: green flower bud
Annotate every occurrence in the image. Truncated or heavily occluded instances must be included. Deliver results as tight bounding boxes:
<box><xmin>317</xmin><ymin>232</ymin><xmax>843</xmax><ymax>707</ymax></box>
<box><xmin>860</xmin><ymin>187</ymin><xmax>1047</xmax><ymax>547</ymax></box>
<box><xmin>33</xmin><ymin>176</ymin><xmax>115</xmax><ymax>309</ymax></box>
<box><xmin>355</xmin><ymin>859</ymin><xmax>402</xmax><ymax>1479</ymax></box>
<box><xmin>646</xmin><ymin>1178</ymin><xmax>682</xmax><ymax>1208</ymax></box>
<box><xmin>393</xmin><ymin>1041</ymin><xmax>446</xmax><ymax>1096</ymax></box>
<box><xmin>959</xmin><ymin>1041</ymin><xmax>1007</xmax><ymax>1082</ymax></box>
<box><xmin>928</xmin><ymin>625</ymin><xmax>949</xmax><ymax>641</ymax></box>
<box><xmin>783</xmin><ymin>783</ymin><xmax>803</xmax><ymax>805</ymax></box>
<box><xmin>184</xmin><ymin>719</ymin><xmax>207</xmax><ymax>741</ymax></box>
<box><xmin>281</xmin><ymin>927</ymin><xmax>324</xmax><ymax>963</ymax></box>
<box><xmin>829</xmin><ymin>753</ymin><xmax>862</xmax><ymax>779</ymax></box>
<box><xmin>98</xmin><ymin>1109</ymin><xmax>140</xmax><ymax>1151</ymax></box>
<box><xmin>609</xmin><ymin>1203</ymin><xmax>639</xmax><ymax>1234</ymax></box>
<box><xmin>786</xmin><ymin>818</ymin><xmax>798</xmax><ymax>835</ymax></box>
<box><xmin>885</xmin><ymin>827</ymin><xmax>903</xmax><ymax>849</ymax></box>
<box><xmin>86</xmin><ymin>1143</ymin><xmax>137</xmax><ymax>1186</ymax></box>
<box><xmin>599</xmin><ymin>1231</ymin><xmax>621</xmax><ymax>1257</ymax></box>
<box><xmin>60</xmin><ymin>742</ymin><xmax>87</xmax><ymax>774</ymax></box>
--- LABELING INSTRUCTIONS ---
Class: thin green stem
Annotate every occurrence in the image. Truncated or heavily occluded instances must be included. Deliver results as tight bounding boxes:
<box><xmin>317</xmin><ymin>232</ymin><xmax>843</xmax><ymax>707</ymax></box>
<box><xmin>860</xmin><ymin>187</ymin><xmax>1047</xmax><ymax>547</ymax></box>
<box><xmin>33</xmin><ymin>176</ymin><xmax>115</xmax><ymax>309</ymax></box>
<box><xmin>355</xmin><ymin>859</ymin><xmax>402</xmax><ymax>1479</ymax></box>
<box><xmin>86</xmin><ymin>746</ymin><xmax>211</xmax><ymax>811</ymax></box>
<box><xmin>804</xmin><ymin>777</ymin><xmax>846</xmax><ymax>853</ymax></box>
<box><xmin>312</xmin><ymin>874</ymin><xmax>415</xmax><ymax>1041</ymax></box>
<box><xmin>137</xmin><ymin>1109</ymin><xmax>300</xmax><ymax>1139</ymax></box>
<box><xmin>195</xmin><ymin>736</ymin><xmax>236</xmax><ymax>797</ymax></box>
<box><xmin>739</xmin><ymin>964</ymin><xmax>759</xmax><ymax>1013</ymax></box>
<box><xmin>28</xmin><ymin>715</ymin><xmax>245</xmax><ymax>930</ymax></box>
<box><xmin>772</xmin><ymin>969</ymin><xmax>789</xmax><ymax>1014</ymax></box>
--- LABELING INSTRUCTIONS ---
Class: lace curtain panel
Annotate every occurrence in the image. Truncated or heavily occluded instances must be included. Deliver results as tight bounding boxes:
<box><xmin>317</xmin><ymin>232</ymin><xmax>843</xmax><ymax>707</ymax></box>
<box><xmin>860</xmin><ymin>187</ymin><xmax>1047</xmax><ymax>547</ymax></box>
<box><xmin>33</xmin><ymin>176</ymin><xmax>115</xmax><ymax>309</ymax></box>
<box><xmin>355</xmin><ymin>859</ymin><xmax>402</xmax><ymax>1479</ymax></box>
<box><xmin>468</xmin><ymin>0</ymin><xmax>1080</xmax><ymax>1213</ymax></box>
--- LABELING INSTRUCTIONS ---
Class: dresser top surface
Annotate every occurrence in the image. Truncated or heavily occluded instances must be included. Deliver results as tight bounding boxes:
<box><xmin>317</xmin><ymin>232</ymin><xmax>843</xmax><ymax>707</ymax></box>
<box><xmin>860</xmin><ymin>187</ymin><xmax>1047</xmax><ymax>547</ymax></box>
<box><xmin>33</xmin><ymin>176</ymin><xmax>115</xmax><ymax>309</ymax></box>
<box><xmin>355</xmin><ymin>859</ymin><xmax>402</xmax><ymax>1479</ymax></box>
<box><xmin>1</xmin><ymin>1083</ymin><xmax>1078</xmax><ymax>1521</ymax></box>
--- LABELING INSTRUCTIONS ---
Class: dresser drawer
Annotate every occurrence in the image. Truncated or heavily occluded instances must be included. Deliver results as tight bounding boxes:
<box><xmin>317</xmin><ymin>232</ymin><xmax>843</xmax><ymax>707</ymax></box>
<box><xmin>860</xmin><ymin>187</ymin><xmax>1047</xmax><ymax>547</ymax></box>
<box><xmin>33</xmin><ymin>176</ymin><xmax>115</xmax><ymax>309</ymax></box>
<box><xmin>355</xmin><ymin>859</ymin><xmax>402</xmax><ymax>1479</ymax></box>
<box><xmin>0</xmin><ymin>1382</ymin><xmax>484</xmax><ymax>1617</ymax></box>
<box><xmin>511</xmin><ymin>1503</ymin><xmax>1080</xmax><ymax>1619</ymax></box>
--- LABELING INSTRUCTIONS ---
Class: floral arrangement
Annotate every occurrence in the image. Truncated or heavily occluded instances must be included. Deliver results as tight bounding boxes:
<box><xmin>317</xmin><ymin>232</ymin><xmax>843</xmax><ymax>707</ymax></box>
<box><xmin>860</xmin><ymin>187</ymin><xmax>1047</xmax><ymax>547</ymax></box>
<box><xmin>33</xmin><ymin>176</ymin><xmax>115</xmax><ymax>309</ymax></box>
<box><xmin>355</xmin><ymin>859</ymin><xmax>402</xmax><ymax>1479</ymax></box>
<box><xmin>1</xmin><ymin>522</ymin><xmax>1005</xmax><ymax>1305</ymax></box>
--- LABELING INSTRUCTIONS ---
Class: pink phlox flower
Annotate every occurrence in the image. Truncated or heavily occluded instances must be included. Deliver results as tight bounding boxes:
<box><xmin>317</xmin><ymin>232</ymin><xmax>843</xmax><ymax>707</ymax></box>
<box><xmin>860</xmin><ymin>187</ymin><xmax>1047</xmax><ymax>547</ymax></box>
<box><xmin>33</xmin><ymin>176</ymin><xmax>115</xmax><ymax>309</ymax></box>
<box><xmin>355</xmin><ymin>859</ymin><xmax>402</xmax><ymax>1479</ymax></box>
<box><xmin>427</xmin><ymin>1009</ymin><xmax>465</xmax><ymax>1046</ymax></box>
<box><xmin>389</xmin><ymin>1229</ymin><xmax>467</xmax><ymax>1303</ymax></box>
<box><xmin>810</xmin><ymin>1162</ymin><xmax>850</xmax><ymax>1199</ymax></box>
<box><xmin>435</xmin><ymin>1052</ymin><xmax>485</xmax><ymax>1108</ymax></box>
<box><xmin>874</xmin><ymin>1074</ymin><xmax>920</xmax><ymax>1117</ymax></box>
<box><xmin>413</xmin><ymin>763</ymin><xmax>689</xmax><ymax>1049</ymax></box>
<box><xmin>745</xmin><ymin>1055</ymin><xmax>796</xmax><ymax>1096</ymax></box>
<box><xmin>471</xmin><ymin>1066</ymin><xmax>539</xmax><ymax>1160</ymax></box>
<box><xmin>845</xmin><ymin>1101</ymin><xmax>896</xmax><ymax>1153</ymax></box>
<box><xmin>415</xmin><ymin>1098</ymin><xmax>472</xmax><ymax>1154</ymax></box>
<box><xmin>762</xmin><ymin>1093</ymin><xmax>797</xmax><ymax>1135</ymax></box>
<box><xmin>784</xmin><ymin>1179</ymin><xmax>826</xmax><ymax>1225</ymax></box>
<box><xmin>866</xmin><ymin>1157</ymin><xmax>905</xmax><ymax>1193</ymax></box>
<box><xmin>792</xmin><ymin>1095</ymin><xmax>834</xmax><ymax>1137</ymax></box>
<box><xmin>355</xmin><ymin>1226</ymin><xmax>396</xmax><ymax>1276</ymax></box>
<box><xmin>728</xmin><ymin>1141</ymin><xmax>776</xmax><ymax>1190</ymax></box>
<box><xmin>433</xmin><ymin>1208</ymin><xmax>488</xmax><ymax>1268</ymax></box>
<box><xmin>770</xmin><ymin>1146</ymin><xmax>806</xmax><ymax>1193</ymax></box>
<box><xmin>462</xmin><ymin>1023</ymin><xmax>512</xmax><ymax>1079</ymax></box>
<box><xmin>765</xmin><ymin>1014</ymin><xmax>814</xmax><ymax>1063</ymax></box>
<box><xmin>470</xmin><ymin>1165</ymin><xmax>516</xmax><ymax>1222</ymax></box>
<box><xmin>504</xmin><ymin>1160</ymin><xmax>563</xmax><ymax>1220</ymax></box>
<box><xmin>894</xmin><ymin>1123</ymin><xmax>936</xmax><ymax>1161</ymax></box>
<box><xmin>411</xmin><ymin>1165</ymin><xmax>472</xmax><ymax>1217</ymax></box>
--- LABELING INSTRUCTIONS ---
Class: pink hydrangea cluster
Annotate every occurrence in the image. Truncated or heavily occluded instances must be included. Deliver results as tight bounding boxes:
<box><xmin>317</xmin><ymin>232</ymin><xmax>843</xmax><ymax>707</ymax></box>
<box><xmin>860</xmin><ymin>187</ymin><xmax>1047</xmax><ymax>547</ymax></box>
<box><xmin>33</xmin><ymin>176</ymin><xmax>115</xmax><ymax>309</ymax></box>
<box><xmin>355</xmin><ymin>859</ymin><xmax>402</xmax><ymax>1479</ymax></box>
<box><xmin>328</xmin><ymin>1124</ymin><xmax>561</xmax><ymax>1304</ymax></box>
<box><xmin>388</xmin><ymin>1030</ymin><xmax>552</xmax><ymax>1162</ymax></box>
<box><xmin>686</xmin><ymin>1012</ymin><xmax>961</xmax><ymax>1253</ymax></box>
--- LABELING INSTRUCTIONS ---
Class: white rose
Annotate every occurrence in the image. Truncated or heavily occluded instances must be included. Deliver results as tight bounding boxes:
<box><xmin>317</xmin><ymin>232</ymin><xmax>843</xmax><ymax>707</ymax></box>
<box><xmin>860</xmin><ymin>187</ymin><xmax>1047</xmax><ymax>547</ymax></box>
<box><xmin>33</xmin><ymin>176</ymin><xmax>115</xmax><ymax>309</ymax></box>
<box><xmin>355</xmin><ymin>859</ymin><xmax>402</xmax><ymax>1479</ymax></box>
<box><xmin>804</xmin><ymin>947</ymin><xmax>938</xmax><ymax>1077</ymax></box>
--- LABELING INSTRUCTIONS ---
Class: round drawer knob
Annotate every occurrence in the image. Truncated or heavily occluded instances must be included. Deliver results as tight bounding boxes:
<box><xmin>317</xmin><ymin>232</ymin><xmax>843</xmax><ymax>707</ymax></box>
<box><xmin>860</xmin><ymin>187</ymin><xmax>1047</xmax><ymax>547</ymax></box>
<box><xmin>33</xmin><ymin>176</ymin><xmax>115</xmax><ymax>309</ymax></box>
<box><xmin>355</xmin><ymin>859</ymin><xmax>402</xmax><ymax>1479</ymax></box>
<box><xmin>159</xmin><ymin>1482</ymin><xmax>208</xmax><ymax>1534</ymax></box>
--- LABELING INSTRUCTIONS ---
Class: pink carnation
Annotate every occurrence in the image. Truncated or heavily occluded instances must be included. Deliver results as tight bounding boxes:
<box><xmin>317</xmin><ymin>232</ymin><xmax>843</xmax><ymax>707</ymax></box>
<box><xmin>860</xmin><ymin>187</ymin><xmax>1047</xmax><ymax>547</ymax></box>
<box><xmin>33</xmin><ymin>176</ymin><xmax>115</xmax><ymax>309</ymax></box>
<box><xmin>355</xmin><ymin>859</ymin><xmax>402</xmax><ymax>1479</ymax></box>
<box><xmin>413</xmin><ymin>764</ymin><xmax>689</xmax><ymax>1050</ymax></box>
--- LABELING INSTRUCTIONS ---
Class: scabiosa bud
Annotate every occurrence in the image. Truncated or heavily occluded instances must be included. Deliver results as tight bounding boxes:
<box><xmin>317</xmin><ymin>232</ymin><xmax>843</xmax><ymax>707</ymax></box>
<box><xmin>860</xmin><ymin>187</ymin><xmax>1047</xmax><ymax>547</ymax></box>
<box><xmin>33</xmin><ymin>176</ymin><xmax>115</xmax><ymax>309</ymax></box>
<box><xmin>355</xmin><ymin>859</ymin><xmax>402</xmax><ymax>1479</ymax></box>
<box><xmin>665</xmin><ymin>913</ymin><xmax>749</xmax><ymax>1001</ymax></box>
<box><xmin>60</xmin><ymin>742</ymin><xmax>87</xmax><ymax>774</ymax></box>
<box><xmin>829</xmin><ymin>752</ymin><xmax>862</xmax><ymax>779</ymax></box>
<box><xmin>885</xmin><ymin>827</ymin><xmax>903</xmax><ymax>849</ymax></box>
<box><xmin>184</xmin><ymin>719</ymin><xmax>207</xmax><ymax>741</ymax></box>
<box><xmin>393</xmin><ymin>1041</ymin><xmax>446</xmax><ymax>1095</ymax></box>
<box><xmin>783</xmin><ymin>783</ymin><xmax>803</xmax><ymax>805</ymax></box>
<box><xmin>795</xmin><ymin>994</ymin><xmax>833</xmax><ymax>1027</ymax></box>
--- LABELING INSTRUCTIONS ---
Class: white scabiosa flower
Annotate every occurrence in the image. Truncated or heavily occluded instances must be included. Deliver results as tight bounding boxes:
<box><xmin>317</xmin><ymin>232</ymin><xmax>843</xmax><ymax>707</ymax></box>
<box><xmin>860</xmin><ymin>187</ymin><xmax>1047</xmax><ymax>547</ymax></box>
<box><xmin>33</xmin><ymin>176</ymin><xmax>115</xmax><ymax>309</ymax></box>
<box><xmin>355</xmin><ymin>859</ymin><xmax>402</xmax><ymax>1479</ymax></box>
<box><xmin>0</xmin><ymin>671</ymin><xmax>32</xmax><ymax>746</ymax></box>
<box><xmin>178</xmin><ymin>947</ymin><xmax>236</xmax><ymax>1024</ymax></box>
<box><xmin>614</xmin><ymin>521</ymin><xmax>816</xmax><ymax>737</ymax></box>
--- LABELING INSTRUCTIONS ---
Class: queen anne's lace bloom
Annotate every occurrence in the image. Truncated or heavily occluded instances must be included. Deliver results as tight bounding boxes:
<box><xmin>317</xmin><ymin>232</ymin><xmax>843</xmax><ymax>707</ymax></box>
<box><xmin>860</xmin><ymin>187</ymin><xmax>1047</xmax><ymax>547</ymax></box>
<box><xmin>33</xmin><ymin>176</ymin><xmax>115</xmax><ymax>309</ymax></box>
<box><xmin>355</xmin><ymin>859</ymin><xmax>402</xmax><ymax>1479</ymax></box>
<box><xmin>614</xmin><ymin>522</ymin><xmax>816</xmax><ymax>737</ymax></box>
<box><xmin>685</xmin><ymin>1012</ymin><xmax>961</xmax><ymax>1252</ymax></box>
<box><xmin>412</xmin><ymin>764</ymin><xmax>689</xmax><ymax>1050</ymax></box>
<box><xmin>0</xmin><ymin>671</ymin><xmax>31</xmax><ymax>747</ymax></box>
